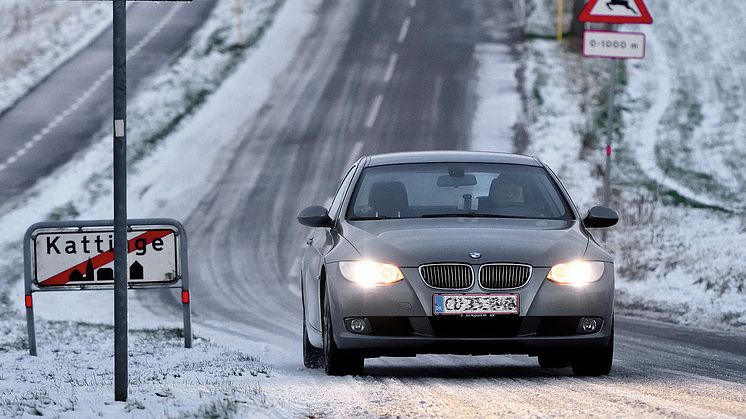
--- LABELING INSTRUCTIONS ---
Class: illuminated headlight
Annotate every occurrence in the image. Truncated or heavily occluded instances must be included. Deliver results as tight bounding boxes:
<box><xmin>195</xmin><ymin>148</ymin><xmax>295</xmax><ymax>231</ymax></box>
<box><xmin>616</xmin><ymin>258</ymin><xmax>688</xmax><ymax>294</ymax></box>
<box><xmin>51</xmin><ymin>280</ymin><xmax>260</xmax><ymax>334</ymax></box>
<box><xmin>339</xmin><ymin>261</ymin><xmax>404</xmax><ymax>286</ymax></box>
<box><xmin>547</xmin><ymin>261</ymin><xmax>605</xmax><ymax>285</ymax></box>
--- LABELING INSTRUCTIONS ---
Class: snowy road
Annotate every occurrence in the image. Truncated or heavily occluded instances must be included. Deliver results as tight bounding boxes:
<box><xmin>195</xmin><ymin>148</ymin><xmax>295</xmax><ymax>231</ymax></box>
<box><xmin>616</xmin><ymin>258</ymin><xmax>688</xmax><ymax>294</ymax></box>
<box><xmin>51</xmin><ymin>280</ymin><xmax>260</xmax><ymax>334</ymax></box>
<box><xmin>0</xmin><ymin>0</ymin><xmax>216</xmax><ymax>204</ymax></box>
<box><xmin>135</xmin><ymin>0</ymin><xmax>746</xmax><ymax>416</ymax></box>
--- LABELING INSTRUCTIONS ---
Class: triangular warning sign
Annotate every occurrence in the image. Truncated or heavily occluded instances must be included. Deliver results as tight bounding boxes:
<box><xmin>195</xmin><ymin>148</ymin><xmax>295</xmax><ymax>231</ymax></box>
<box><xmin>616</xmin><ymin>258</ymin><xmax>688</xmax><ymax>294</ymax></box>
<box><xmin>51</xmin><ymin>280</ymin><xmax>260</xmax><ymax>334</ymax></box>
<box><xmin>579</xmin><ymin>0</ymin><xmax>653</xmax><ymax>24</ymax></box>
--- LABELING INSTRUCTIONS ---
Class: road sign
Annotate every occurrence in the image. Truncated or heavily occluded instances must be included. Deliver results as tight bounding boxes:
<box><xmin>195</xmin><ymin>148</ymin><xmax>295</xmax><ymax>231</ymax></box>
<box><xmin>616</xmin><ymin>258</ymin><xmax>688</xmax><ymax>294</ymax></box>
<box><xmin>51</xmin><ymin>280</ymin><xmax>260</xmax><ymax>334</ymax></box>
<box><xmin>23</xmin><ymin>219</ymin><xmax>192</xmax><ymax>357</ymax></box>
<box><xmin>583</xmin><ymin>30</ymin><xmax>646</xmax><ymax>59</ymax></box>
<box><xmin>32</xmin><ymin>227</ymin><xmax>179</xmax><ymax>288</ymax></box>
<box><xmin>579</xmin><ymin>0</ymin><xmax>653</xmax><ymax>24</ymax></box>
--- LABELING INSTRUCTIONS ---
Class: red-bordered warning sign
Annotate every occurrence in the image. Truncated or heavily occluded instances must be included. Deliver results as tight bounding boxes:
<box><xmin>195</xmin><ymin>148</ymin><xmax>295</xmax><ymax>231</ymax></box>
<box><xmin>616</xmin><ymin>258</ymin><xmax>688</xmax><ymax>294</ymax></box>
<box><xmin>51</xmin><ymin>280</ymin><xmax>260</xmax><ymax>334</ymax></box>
<box><xmin>30</xmin><ymin>225</ymin><xmax>180</xmax><ymax>288</ymax></box>
<box><xmin>23</xmin><ymin>218</ymin><xmax>193</xmax><ymax>356</ymax></box>
<box><xmin>579</xmin><ymin>0</ymin><xmax>653</xmax><ymax>24</ymax></box>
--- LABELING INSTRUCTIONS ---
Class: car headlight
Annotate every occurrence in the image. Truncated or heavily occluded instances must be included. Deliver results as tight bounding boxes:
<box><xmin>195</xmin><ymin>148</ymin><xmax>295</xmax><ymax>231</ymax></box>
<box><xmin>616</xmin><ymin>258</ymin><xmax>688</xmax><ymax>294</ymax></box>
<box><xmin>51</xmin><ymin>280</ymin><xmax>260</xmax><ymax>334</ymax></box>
<box><xmin>547</xmin><ymin>261</ymin><xmax>605</xmax><ymax>285</ymax></box>
<box><xmin>338</xmin><ymin>261</ymin><xmax>404</xmax><ymax>286</ymax></box>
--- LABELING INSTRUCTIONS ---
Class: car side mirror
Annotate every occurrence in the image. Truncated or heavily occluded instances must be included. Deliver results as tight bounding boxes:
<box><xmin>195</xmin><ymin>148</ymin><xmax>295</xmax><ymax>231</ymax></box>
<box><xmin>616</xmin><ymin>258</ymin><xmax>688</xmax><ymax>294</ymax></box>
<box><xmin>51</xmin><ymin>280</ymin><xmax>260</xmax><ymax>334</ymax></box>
<box><xmin>583</xmin><ymin>206</ymin><xmax>619</xmax><ymax>228</ymax></box>
<box><xmin>298</xmin><ymin>206</ymin><xmax>333</xmax><ymax>228</ymax></box>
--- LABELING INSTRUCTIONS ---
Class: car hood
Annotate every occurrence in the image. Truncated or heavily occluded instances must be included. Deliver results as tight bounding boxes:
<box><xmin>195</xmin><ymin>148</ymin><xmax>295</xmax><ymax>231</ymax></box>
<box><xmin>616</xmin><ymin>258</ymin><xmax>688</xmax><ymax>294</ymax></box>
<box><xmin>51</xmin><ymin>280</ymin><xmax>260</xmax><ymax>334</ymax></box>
<box><xmin>340</xmin><ymin>218</ymin><xmax>590</xmax><ymax>267</ymax></box>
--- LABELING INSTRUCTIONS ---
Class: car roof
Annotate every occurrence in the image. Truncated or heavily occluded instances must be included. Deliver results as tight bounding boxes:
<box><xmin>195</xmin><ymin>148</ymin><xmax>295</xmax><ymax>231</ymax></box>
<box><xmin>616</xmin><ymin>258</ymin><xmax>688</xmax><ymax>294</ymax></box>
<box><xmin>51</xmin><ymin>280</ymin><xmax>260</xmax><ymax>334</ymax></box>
<box><xmin>364</xmin><ymin>151</ymin><xmax>543</xmax><ymax>167</ymax></box>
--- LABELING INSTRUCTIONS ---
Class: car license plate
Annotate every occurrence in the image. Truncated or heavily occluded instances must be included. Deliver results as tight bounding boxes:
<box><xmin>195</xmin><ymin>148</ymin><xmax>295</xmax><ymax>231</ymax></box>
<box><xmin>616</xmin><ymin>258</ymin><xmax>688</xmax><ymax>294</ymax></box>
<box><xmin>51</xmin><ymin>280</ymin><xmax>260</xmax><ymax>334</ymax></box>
<box><xmin>433</xmin><ymin>294</ymin><xmax>519</xmax><ymax>315</ymax></box>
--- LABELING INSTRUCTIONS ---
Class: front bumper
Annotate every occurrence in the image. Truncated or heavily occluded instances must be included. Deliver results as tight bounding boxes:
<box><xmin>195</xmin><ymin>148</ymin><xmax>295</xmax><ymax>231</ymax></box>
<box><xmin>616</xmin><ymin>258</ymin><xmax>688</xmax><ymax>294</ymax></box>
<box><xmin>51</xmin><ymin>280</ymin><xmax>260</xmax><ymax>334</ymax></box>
<box><xmin>325</xmin><ymin>263</ymin><xmax>614</xmax><ymax>356</ymax></box>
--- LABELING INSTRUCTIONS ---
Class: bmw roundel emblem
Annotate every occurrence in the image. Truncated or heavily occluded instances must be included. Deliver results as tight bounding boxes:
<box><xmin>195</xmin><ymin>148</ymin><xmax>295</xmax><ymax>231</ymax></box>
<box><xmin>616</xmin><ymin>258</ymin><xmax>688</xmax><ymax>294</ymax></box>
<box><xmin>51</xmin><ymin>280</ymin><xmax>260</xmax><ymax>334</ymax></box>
<box><xmin>470</xmin><ymin>252</ymin><xmax>481</xmax><ymax>259</ymax></box>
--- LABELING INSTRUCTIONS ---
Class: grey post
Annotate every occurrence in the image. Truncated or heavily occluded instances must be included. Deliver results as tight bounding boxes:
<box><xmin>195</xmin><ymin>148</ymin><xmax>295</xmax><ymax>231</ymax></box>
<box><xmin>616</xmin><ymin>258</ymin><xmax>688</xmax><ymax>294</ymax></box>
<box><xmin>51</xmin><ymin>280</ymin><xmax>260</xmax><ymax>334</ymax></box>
<box><xmin>180</xmin><ymin>226</ymin><xmax>193</xmax><ymax>348</ymax></box>
<box><xmin>23</xmin><ymin>235</ymin><xmax>37</xmax><ymax>356</ymax></box>
<box><xmin>602</xmin><ymin>59</ymin><xmax>618</xmax><ymax>241</ymax></box>
<box><xmin>113</xmin><ymin>0</ymin><xmax>128</xmax><ymax>402</ymax></box>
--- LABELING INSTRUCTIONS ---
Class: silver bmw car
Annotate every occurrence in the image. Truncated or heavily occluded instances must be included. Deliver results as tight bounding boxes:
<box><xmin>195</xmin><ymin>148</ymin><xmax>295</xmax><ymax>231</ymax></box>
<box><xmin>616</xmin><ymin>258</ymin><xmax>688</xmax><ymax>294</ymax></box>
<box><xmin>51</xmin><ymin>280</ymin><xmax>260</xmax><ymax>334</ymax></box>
<box><xmin>298</xmin><ymin>151</ymin><xmax>618</xmax><ymax>376</ymax></box>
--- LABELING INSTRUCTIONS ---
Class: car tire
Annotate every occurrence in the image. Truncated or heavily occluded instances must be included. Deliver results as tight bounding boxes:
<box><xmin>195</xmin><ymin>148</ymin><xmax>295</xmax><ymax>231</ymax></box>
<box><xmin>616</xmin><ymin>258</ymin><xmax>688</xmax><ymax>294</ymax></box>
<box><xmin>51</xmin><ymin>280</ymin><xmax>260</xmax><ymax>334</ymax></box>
<box><xmin>538</xmin><ymin>354</ymin><xmax>569</xmax><ymax>369</ymax></box>
<box><xmin>302</xmin><ymin>312</ymin><xmax>324</xmax><ymax>369</ymax></box>
<box><xmin>571</xmin><ymin>327</ymin><xmax>614</xmax><ymax>376</ymax></box>
<box><xmin>323</xmin><ymin>286</ymin><xmax>364</xmax><ymax>376</ymax></box>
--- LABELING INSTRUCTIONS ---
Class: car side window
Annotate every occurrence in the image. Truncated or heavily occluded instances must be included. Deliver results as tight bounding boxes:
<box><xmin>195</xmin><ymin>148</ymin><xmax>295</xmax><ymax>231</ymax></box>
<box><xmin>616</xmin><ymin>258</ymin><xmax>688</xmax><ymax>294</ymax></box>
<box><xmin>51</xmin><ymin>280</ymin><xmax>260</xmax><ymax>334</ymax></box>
<box><xmin>328</xmin><ymin>166</ymin><xmax>357</xmax><ymax>220</ymax></box>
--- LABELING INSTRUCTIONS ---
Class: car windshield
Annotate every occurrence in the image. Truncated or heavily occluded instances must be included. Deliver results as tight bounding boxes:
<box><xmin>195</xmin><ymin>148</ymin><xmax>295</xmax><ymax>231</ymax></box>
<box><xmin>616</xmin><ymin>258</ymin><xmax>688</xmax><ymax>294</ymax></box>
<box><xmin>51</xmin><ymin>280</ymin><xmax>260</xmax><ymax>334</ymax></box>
<box><xmin>346</xmin><ymin>163</ymin><xmax>574</xmax><ymax>221</ymax></box>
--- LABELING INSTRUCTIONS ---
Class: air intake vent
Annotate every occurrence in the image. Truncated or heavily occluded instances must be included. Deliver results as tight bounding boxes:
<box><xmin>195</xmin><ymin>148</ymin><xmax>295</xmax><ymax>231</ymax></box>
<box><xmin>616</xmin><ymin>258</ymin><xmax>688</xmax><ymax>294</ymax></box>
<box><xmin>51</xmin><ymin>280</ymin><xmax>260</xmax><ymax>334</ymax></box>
<box><xmin>419</xmin><ymin>264</ymin><xmax>473</xmax><ymax>289</ymax></box>
<box><xmin>479</xmin><ymin>264</ymin><xmax>531</xmax><ymax>289</ymax></box>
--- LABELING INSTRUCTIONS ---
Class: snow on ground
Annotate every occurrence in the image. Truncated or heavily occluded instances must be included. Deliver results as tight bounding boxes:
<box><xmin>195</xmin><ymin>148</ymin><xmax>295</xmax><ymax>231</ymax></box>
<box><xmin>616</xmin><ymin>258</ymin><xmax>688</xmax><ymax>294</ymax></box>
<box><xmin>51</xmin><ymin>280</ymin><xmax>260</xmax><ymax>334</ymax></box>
<box><xmin>0</xmin><ymin>0</ymin><xmax>111</xmax><ymax>115</ymax></box>
<box><xmin>471</xmin><ymin>1</ymin><xmax>746</xmax><ymax>331</ymax></box>
<box><xmin>608</xmin><ymin>0</ymin><xmax>746</xmax><ymax>330</ymax></box>
<box><xmin>1</xmin><ymin>0</ymin><xmax>285</xmax><ymax>313</ymax></box>
<box><xmin>624</xmin><ymin>1</ymin><xmax>746</xmax><ymax>210</ymax></box>
<box><xmin>0</xmin><ymin>320</ymin><xmax>279</xmax><ymax>417</ymax></box>
<box><xmin>0</xmin><ymin>0</ymin><xmax>334</xmax><ymax>415</ymax></box>
<box><xmin>471</xmin><ymin>43</ymin><xmax>521</xmax><ymax>153</ymax></box>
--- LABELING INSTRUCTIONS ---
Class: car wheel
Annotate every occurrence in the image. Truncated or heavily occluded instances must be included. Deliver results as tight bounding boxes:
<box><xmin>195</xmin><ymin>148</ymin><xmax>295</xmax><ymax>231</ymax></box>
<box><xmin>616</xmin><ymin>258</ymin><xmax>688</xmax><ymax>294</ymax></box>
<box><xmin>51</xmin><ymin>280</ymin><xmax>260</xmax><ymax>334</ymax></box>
<box><xmin>323</xmin><ymin>286</ymin><xmax>364</xmax><ymax>376</ymax></box>
<box><xmin>538</xmin><ymin>354</ymin><xmax>569</xmax><ymax>369</ymax></box>
<box><xmin>302</xmin><ymin>309</ymin><xmax>323</xmax><ymax>369</ymax></box>
<box><xmin>571</xmin><ymin>327</ymin><xmax>614</xmax><ymax>376</ymax></box>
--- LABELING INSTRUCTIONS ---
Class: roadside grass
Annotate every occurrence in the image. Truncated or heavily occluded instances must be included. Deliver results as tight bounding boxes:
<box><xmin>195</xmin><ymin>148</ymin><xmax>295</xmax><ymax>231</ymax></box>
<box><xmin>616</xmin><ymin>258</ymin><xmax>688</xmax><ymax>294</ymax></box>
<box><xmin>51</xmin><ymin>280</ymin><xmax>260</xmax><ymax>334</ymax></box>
<box><xmin>0</xmin><ymin>0</ymin><xmax>284</xmax><ymax>315</ymax></box>
<box><xmin>0</xmin><ymin>320</ymin><xmax>274</xmax><ymax>417</ymax></box>
<box><xmin>520</xmin><ymin>19</ymin><xmax>746</xmax><ymax>331</ymax></box>
<box><xmin>0</xmin><ymin>2</ymin><xmax>285</xmax><ymax>415</ymax></box>
<box><xmin>0</xmin><ymin>1</ymin><xmax>110</xmax><ymax>115</ymax></box>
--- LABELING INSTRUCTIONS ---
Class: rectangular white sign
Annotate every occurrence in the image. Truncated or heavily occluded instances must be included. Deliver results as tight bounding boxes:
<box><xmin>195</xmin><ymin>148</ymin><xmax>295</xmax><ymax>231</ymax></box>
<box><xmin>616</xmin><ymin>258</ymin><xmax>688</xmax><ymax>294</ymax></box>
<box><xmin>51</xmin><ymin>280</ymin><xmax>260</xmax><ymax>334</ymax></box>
<box><xmin>583</xmin><ymin>30</ymin><xmax>646</xmax><ymax>59</ymax></box>
<box><xmin>32</xmin><ymin>226</ymin><xmax>179</xmax><ymax>287</ymax></box>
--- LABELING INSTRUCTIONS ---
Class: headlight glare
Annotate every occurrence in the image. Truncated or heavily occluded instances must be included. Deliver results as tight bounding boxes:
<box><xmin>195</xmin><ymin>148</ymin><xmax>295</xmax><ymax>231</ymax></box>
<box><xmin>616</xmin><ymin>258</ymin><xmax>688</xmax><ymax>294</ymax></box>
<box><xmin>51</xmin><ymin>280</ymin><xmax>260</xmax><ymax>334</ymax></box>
<box><xmin>339</xmin><ymin>261</ymin><xmax>404</xmax><ymax>285</ymax></box>
<box><xmin>547</xmin><ymin>261</ymin><xmax>605</xmax><ymax>285</ymax></box>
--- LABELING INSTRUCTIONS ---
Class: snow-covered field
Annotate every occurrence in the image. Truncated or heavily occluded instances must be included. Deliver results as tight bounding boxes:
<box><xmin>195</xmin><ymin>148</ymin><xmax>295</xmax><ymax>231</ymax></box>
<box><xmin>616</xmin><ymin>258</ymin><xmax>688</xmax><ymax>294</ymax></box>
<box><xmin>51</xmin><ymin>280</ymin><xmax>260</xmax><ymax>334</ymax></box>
<box><xmin>0</xmin><ymin>0</ymin><xmax>324</xmax><ymax>415</ymax></box>
<box><xmin>0</xmin><ymin>0</ymin><xmax>110</xmax><ymax>115</ymax></box>
<box><xmin>624</xmin><ymin>1</ymin><xmax>746</xmax><ymax>210</ymax></box>
<box><xmin>0</xmin><ymin>321</ymin><xmax>276</xmax><ymax>417</ymax></box>
<box><xmin>487</xmin><ymin>0</ymin><xmax>746</xmax><ymax>331</ymax></box>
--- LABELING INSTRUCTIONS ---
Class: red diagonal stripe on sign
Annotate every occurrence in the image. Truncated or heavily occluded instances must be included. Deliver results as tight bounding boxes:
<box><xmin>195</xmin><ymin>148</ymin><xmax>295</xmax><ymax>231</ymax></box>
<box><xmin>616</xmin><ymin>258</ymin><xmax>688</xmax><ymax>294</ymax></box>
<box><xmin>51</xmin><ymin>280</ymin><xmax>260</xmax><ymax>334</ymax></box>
<box><xmin>40</xmin><ymin>230</ymin><xmax>173</xmax><ymax>286</ymax></box>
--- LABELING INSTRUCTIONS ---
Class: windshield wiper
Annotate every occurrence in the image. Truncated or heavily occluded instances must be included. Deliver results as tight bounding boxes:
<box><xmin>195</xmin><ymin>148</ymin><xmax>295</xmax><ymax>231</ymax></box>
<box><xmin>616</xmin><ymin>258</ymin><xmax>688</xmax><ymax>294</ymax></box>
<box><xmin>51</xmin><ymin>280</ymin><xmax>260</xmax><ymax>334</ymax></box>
<box><xmin>348</xmin><ymin>216</ymin><xmax>400</xmax><ymax>221</ymax></box>
<box><xmin>421</xmin><ymin>213</ymin><xmax>530</xmax><ymax>219</ymax></box>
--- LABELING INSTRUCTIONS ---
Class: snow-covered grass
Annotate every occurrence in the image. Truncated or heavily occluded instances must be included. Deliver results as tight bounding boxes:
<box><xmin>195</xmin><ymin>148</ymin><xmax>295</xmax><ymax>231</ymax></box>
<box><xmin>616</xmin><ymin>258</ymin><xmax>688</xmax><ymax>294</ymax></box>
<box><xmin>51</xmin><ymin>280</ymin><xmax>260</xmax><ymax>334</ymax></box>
<box><xmin>488</xmin><ymin>1</ymin><xmax>746</xmax><ymax>331</ymax></box>
<box><xmin>471</xmin><ymin>43</ymin><xmax>521</xmax><ymax>153</ymax></box>
<box><xmin>0</xmin><ymin>319</ymin><xmax>275</xmax><ymax>417</ymax></box>
<box><xmin>0</xmin><ymin>0</ymin><xmax>110</xmax><ymax>115</ymax></box>
<box><xmin>0</xmin><ymin>0</ymin><xmax>284</xmax><ymax>268</ymax></box>
<box><xmin>0</xmin><ymin>0</ymin><xmax>334</xmax><ymax>414</ymax></box>
<box><xmin>623</xmin><ymin>1</ymin><xmax>746</xmax><ymax>210</ymax></box>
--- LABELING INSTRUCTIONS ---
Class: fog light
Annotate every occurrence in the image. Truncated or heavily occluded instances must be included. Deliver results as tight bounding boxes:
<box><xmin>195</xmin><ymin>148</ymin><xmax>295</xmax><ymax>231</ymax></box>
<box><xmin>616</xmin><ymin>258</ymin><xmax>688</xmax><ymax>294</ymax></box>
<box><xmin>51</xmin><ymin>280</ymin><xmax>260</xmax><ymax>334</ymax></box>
<box><xmin>580</xmin><ymin>317</ymin><xmax>599</xmax><ymax>333</ymax></box>
<box><xmin>349</xmin><ymin>318</ymin><xmax>366</xmax><ymax>333</ymax></box>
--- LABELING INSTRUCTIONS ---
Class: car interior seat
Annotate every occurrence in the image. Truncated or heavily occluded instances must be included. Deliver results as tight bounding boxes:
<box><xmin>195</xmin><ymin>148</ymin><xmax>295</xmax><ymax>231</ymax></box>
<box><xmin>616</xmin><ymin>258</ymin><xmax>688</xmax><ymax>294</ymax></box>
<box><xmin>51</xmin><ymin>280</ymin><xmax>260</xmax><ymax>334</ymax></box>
<box><xmin>368</xmin><ymin>181</ymin><xmax>409</xmax><ymax>218</ymax></box>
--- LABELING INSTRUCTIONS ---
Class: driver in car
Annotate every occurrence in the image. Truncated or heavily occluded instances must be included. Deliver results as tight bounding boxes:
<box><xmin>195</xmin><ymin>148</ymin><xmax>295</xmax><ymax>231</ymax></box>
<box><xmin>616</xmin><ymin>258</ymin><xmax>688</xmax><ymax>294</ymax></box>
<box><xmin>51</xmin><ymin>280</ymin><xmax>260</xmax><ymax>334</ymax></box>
<box><xmin>483</xmin><ymin>173</ymin><xmax>531</xmax><ymax>216</ymax></box>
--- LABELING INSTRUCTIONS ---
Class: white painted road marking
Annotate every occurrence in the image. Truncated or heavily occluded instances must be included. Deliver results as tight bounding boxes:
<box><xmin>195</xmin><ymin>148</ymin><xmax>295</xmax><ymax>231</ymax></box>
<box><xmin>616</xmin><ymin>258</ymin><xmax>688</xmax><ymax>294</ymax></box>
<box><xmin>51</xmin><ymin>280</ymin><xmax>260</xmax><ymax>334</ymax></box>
<box><xmin>365</xmin><ymin>94</ymin><xmax>384</xmax><ymax>129</ymax></box>
<box><xmin>655</xmin><ymin>367</ymin><xmax>744</xmax><ymax>388</ymax></box>
<box><xmin>384</xmin><ymin>52</ymin><xmax>399</xmax><ymax>83</ymax></box>
<box><xmin>288</xmin><ymin>256</ymin><xmax>301</xmax><ymax>278</ymax></box>
<box><xmin>398</xmin><ymin>17</ymin><xmax>411</xmax><ymax>43</ymax></box>
<box><xmin>0</xmin><ymin>5</ymin><xmax>183</xmax><ymax>173</ymax></box>
<box><xmin>287</xmin><ymin>281</ymin><xmax>302</xmax><ymax>298</ymax></box>
<box><xmin>346</xmin><ymin>141</ymin><xmax>364</xmax><ymax>167</ymax></box>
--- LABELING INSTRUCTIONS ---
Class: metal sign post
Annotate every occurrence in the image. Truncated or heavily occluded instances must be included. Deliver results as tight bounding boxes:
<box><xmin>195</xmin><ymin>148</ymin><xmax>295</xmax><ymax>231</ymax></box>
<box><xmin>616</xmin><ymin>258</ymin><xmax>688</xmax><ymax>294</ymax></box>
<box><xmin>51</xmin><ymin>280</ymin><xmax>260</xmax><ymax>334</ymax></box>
<box><xmin>33</xmin><ymin>1</ymin><xmax>191</xmax><ymax>403</ymax></box>
<box><xmin>603</xmin><ymin>59</ymin><xmax>618</xmax><ymax>211</ymax></box>
<box><xmin>579</xmin><ymin>0</ymin><xmax>653</xmax><ymax>240</ymax></box>
<box><xmin>112</xmin><ymin>0</ymin><xmax>128</xmax><ymax>402</ymax></box>
<box><xmin>557</xmin><ymin>0</ymin><xmax>565</xmax><ymax>42</ymax></box>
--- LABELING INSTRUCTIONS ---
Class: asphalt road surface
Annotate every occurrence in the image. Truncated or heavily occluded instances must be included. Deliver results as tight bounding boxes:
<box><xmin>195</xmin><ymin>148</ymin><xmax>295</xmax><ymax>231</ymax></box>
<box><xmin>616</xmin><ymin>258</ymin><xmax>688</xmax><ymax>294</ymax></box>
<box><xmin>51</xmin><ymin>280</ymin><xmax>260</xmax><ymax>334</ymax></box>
<box><xmin>6</xmin><ymin>0</ymin><xmax>745</xmax><ymax>416</ymax></box>
<box><xmin>136</xmin><ymin>0</ymin><xmax>746</xmax><ymax>416</ymax></box>
<box><xmin>0</xmin><ymin>0</ymin><xmax>216</xmax><ymax>204</ymax></box>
